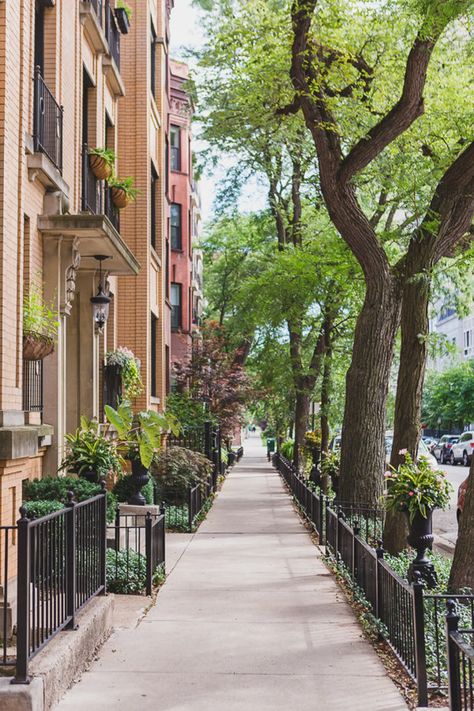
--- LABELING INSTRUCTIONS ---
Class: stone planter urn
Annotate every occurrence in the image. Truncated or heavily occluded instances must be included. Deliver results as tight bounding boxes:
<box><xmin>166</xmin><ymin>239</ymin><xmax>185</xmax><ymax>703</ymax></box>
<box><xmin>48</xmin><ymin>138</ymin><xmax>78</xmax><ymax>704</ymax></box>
<box><xmin>127</xmin><ymin>457</ymin><xmax>149</xmax><ymax>506</ymax></box>
<box><xmin>405</xmin><ymin>508</ymin><xmax>438</xmax><ymax>589</ymax></box>
<box><xmin>80</xmin><ymin>468</ymin><xmax>99</xmax><ymax>484</ymax></box>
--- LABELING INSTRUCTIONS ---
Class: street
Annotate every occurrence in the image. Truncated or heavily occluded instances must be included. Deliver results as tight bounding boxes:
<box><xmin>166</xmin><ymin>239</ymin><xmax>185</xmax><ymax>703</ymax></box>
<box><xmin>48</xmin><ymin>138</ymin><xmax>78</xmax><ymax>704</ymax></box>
<box><xmin>432</xmin><ymin>462</ymin><xmax>468</xmax><ymax>555</ymax></box>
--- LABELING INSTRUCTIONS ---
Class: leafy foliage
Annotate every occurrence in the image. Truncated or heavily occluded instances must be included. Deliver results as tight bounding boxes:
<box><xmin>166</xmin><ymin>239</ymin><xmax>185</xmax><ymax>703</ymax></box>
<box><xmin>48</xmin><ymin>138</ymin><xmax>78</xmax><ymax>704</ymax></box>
<box><xmin>23</xmin><ymin>476</ymin><xmax>117</xmax><ymax>523</ymax></box>
<box><xmin>422</xmin><ymin>361</ymin><xmax>474</xmax><ymax>430</ymax></box>
<box><xmin>105</xmin><ymin>347</ymin><xmax>143</xmax><ymax>400</ymax></box>
<box><xmin>22</xmin><ymin>500</ymin><xmax>64</xmax><ymax>519</ymax></box>
<box><xmin>385</xmin><ymin>452</ymin><xmax>453</xmax><ymax>521</ymax></box>
<box><xmin>106</xmin><ymin>549</ymin><xmax>146</xmax><ymax>594</ymax></box>
<box><xmin>59</xmin><ymin>416</ymin><xmax>124</xmax><ymax>479</ymax></box>
<box><xmin>23</xmin><ymin>284</ymin><xmax>59</xmax><ymax>341</ymax></box>
<box><xmin>152</xmin><ymin>446</ymin><xmax>213</xmax><ymax>506</ymax></box>
<box><xmin>280</xmin><ymin>440</ymin><xmax>294</xmax><ymax>460</ymax></box>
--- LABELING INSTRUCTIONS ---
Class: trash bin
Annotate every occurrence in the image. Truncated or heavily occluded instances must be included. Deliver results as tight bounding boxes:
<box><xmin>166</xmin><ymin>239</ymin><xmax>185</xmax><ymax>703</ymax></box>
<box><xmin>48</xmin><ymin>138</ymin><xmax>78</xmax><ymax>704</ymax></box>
<box><xmin>266</xmin><ymin>437</ymin><xmax>275</xmax><ymax>459</ymax></box>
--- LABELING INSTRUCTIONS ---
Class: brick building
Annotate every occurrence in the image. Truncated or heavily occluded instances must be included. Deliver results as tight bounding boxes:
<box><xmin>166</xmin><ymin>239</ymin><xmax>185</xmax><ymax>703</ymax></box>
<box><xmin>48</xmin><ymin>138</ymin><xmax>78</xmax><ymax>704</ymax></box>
<box><xmin>168</xmin><ymin>59</ymin><xmax>203</xmax><ymax>373</ymax></box>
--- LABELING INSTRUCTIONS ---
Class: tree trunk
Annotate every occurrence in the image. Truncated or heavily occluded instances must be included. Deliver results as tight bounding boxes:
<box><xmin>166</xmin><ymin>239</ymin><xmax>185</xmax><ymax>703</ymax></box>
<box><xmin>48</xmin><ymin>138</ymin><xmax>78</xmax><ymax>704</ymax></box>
<box><xmin>384</xmin><ymin>262</ymin><xmax>431</xmax><ymax>553</ymax></box>
<box><xmin>448</xmin><ymin>459</ymin><xmax>474</xmax><ymax>591</ymax></box>
<box><xmin>293</xmin><ymin>389</ymin><xmax>310</xmax><ymax>471</ymax></box>
<box><xmin>339</xmin><ymin>277</ymin><xmax>401</xmax><ymax>506</ymax></box>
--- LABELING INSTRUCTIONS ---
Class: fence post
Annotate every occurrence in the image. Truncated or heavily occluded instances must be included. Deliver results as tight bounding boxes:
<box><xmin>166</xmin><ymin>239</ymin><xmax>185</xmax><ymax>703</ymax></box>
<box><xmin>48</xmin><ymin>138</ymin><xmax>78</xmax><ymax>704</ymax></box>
<box><xmin>160</xmin><ymin>502</ymin><xmax>166</xmax><ymax>571</ymax></box>
<box><xmin>319</xmin><ymin>490</ymin><xmax>325</xmax><ymax>545</ymax></box>
<box><xmin>100</xmin><ymin>482</ymin><xmax>107</xmax><ymax>594</ymax></box>
<box><xmin>114</xmin><ymin>504</ymin><xmax>120</xmax><ymax>551</ymax></box>
<box><xmin>188</xmin><ymin>486</ymin><xmax>193</xmax><ymax>532</ymax></box>
<box><xmin>412</xmin><ymin>572</ymin><xmax>428</xmax><ymax>708</ymax></box>
<box><xmin>12</xmin><ymin>507</ymin><xmax>31</xmax><ymax>684</ymax></box>
<box><xmin>375</xmin><ymin>541</ymin><xmax>384</xmax><ymax>620</ymax></box>
<box><xmin>65</xmin><ymin>492</ymin><xmax>78</xmax><ymax>630</ymax></box>
<box><xmin>145</xmin><ymin>512</ymin><xmax>152</xmax><ymax>596</ymax></box>
<box><xmin>204</xmin><ymin>420</ymin><xmax>212</xmax><ymax>460</ymax></box>
<box><xmin>352</xmin><ymin>521</ymin><xmax>360</xmax><ymax>580</ymax></box>
<box><xmin>446</xmin><ymin>599</ymin><xmax>461</xmax><ymax>711</ymax></box>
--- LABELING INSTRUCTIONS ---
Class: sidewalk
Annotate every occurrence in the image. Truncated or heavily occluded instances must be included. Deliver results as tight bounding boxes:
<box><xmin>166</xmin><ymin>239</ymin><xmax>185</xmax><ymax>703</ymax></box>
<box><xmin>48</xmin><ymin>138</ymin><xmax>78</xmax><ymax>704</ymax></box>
<box><xmin>56</xmin><ymin>435</ymin><xmax>407</xmax><ymax>710</ymax></box>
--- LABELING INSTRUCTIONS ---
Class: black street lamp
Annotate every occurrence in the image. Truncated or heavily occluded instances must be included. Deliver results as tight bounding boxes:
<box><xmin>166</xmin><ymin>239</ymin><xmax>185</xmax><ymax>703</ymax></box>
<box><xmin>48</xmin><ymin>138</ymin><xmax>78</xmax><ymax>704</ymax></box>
<box><xmin>90</xmin><ymin>256</ymin><xmax>111</xmax><ymax>333</ymax></box>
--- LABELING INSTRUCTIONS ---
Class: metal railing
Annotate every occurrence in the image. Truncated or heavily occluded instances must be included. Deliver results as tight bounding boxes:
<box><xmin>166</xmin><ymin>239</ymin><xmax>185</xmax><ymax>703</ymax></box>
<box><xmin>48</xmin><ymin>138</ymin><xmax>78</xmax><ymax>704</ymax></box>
<box><xmin>105</xmin><ymin>0</ymin><xmax>120</xmax><ymax>68</ymax></box>
<box><xmin>0</xmin><ymin>526</ymin><xmax>16</xmax><ymax>669</ymax></box>
<box><xmin>33</xmin><ymin>67</ymin><xmax>63</xmax><ymax>172</ymax></box>
<box><xmin>104</xmin><ymin>184</ymin><xmax>120</xmax><ymax>232</ymax></box>
<box><xmin>82</xmin><ymin>145</ymin><xmax>102</xmax><ymax>214</ymax></box>
<box><xmin>273</xmin><ymin>452</ymin><xmax>474</xmax><ymax>708</ymax></box>
<box><xmin>188</xmin><ymin>478</ymin><xmax>213</xmax><ymax>531</ymax></box>
<box><xmin>109</xmin><ymin>509</ymin><xmax>165</xmax><ymax>596</ymax></box>
<box><xmin>14</xmin><ymin>489</ymin><xmax>107</xmax><ymax>683</ymax></box>
<box><xmin>446</xmin><ymin>601</ymin><xmax>474</xmax><ymax>711</ymax></box>
<box><xmin>87</xmin><ymin>0</ymin><xmax>103</xmax><ymax>26</ymax></box>
<box><xmin>22</xmin><ymin>359</ymin><xmax>43</xmax><ymax>413</ymax></box>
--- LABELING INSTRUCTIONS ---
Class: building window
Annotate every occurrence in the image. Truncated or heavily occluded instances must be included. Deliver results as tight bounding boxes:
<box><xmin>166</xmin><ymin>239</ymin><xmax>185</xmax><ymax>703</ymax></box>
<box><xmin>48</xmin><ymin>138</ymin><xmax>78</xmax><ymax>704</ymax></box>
<box><xmin>151</xmin><ymin>164</ymin><xmax>157</xmax><ymax>249</ymax></box>
<box><xmin>151</xmin><ymin>313</ymin><xmax>157</xmax><ymax>397</ymax></box>
<box><xmin>170</xmin><ymin>125</ymin><xmax>181</xmax><ymax>171</ymax></box>
<box><xmin>150</xmin><ymin>19</ymin><xmax>156</xmax><ymax>98</ymax></box>
<box><xmin>171</xmin><ymin>283</ymin><xmax>182</xmax><ymax>331</ymax></box>
<box><xmin>170</xmin><ymin>203</ymin><xmax>182</xmax><ymax>250</ymax></box>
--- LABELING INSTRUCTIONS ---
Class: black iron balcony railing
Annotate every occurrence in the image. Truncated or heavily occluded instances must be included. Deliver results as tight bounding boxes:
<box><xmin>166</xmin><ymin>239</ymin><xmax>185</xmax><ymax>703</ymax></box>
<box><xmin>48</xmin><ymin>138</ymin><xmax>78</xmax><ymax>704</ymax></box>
<box><xmin>105</xmin><ymin>0</ymin><xmax>120</xmax><ymax>68</ymax></box>
<box><xmin>89</xmin><ymin>0</ymin><xmax>104</xmax><ymax>26</ymax></box>
<box><xmin>105</xmin><ymin>184</ymin><xmax>120</xmax><ymax>233</ymax></box>
<box><xmin>33</xmin><ymin>67</ymin><xmax>63</xmax><ymax>173</ymax></box>
<box><xmin>82</xmin><ymin>144</ymin><xmax>102</xmax><ymax>215</ymax></box>
<box><xmin>22</xmin><ymin>359</ymin><xmax>43</xmax><ymax>414</ymax></box>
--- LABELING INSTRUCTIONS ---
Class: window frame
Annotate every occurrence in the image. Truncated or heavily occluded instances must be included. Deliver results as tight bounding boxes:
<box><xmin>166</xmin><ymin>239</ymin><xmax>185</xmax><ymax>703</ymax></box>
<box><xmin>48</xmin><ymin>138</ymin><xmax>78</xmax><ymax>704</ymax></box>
<box><xmin>170</xmin><ymin>125</ymin><xmax>181</xmax><ymax>171</ymax></box>
<box><xmin>170</xmin><ymin>203</ymin><xmax>182</xmax><ymax>250</ymax></box>
<box><xmin>170</xmin><ymin>282</ymin><xmax>182</xmax><ymax>331</ymax></box>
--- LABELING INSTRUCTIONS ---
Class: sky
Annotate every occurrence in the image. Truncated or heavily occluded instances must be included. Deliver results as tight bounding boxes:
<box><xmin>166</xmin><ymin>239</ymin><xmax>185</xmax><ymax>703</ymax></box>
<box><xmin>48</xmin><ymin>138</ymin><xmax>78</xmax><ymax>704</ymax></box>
<box><xmin>169</xmin><ymin>0</ymin><xmax>267</xmax><ymax>226</ymax></box>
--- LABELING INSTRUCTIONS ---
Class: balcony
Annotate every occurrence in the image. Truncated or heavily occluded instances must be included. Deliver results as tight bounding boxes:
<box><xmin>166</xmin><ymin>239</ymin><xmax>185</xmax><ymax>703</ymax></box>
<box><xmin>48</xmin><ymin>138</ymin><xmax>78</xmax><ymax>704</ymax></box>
<box><xmin>105</xmin><ymin>1</ymin><xmax>120</xmax><ymax>69</ymax></box>
<box><xmin>23</xmin><ymin>359</ymin><xmax>43</xmax><ymax>418</ymax></box>
<box><xmin>33</xmin><ymin>67</ymin><xmax>63</xmax><ymax>173</ymax></box>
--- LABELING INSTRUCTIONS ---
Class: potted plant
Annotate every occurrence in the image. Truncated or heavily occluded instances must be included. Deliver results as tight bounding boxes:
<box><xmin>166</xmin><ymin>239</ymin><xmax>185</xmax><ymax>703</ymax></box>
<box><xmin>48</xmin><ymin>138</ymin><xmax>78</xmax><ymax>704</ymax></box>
<box><xmin>105</xmin><ymin>401</ymin><xmax>180</xmax><ymax>505</ymax></box>
<box><xmin>385</xmin><ymin>450</ymin><xmax>452</xmax><ymax>587</ymax></box>
<box><xmin>104</xmin><ymin>347</ymin><xmax>143</xmax><ymax>406</ymax></box>
<box><xmin>59</xmin><ymin>416</ymin><xmax>124</xmax><ymax>483</ymax></box>
<box><xmin>108</xmin><ymin>176</ymin><xmax>139</xmax><ymax>209</ymax></box>
<box><xmin>88</xmin><ymin>147</ymin><xmax>116</xmax><ymax>181</ymax></box>
<box><xmin>23</xmin><ymin>286</ymin><xmax>59</xmax><ymax>360</ymax></box>
<box><xmin>115</xmin><ymin>0</ymin><xmax>132</xmax><ymax>34</ymax></box>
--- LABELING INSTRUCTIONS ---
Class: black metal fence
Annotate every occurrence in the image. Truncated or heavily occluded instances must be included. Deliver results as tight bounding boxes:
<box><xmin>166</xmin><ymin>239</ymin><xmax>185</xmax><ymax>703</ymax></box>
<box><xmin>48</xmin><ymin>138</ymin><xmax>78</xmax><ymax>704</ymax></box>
<box><xmin>446</xmin><ymin>601</ymin><xmax>474</xmax><ymax>711</ymax></box>
<box><xmin>82</xmin><ymin>145</ymin><xmax>102</xmax><ymax>214</ymax></box>
<box><xmin>188</xmin><ymin>478</ymin><xmax>213</xmax><ymax>531</ymax></box>
<box><xmin>33</xmin><ymin>67</ymin><xmax>63</xmax><ymax>172</ymax></box>
<box><xmin>108</xmin><ymin>509</ymin><xmax>165</xmax><ymax>596</ymax></box>
<box><xmin>22</xmin><ymin>359</ymin><xmax>43</xmax><ymax>413</ymax></box>
<box><xmin>0</xmin><ymin>525</ymin><xmax>16</xmax><ymax>669</ymax></box>
<box><xmin>273</xmin><ymin>453</ymin><xmax>474</xmax><ymax>708</ymax></box>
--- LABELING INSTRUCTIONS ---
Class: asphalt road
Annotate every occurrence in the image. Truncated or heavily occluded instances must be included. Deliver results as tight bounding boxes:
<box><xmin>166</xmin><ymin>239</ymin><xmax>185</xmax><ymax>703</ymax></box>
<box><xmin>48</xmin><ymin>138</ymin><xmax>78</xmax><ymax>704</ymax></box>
<box><xmin>432</xmin><ymin>462</ymin><xmax>469</xmax><ymax>556</ymax></box>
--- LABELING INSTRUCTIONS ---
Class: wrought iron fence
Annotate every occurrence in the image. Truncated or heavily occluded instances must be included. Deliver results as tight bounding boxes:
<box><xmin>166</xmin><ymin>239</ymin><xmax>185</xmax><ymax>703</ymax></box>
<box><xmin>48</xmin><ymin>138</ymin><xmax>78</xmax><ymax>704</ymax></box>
<box><xmin>0</xmin><ymin>525</ymin><xmax>16</xmax><ymax>669</ymax></box>
<box><xmin>273</xmin><ymin>452</ymin><xmax>474</xmax><ymax>708</ymax></box>
<box><xmin>22</xmin><ymin>359</ymin><xmax>43</xmax><ymax>413</ymax></box>
<box><xmin>446</xmin><ymin>600</ymin><xmax>474</xmax><ymax>711</ymax></box>
<box><xmin>14</xmin><ymin>489</ymin><xmax>107</xmax><ymax>683</ymax></box>
<box><xmin>33</xmin><ymin>67</ymin><xmax>63</xmax><ymax>172</ymax></box>
<box><xmin>105</xmin><ymin>184</ymin><xmax>120</xmax><ymax>232</ymax></box>
<box><xmin>82</xmin><ymin>144</ymin><xmax>102</xmax><ymax>214</ymax></box>
<box><xmin>108</xmin><ymin>509</ymin><xmax>165</xmax><ymax>596</ymax></box>
<box><xmin>87</xmin><ymin>0</ymin><xmax>103</xmax><ymax>25</ymax></box>
<box><xmin>188</xmin><ymin>478</ymin><xmax>213</xmax><ymax>531</ymax></box>
<box><xmin>105</xmin><ymin>0</ymin><xmax>120</xmax><ymax>68</ymax></box>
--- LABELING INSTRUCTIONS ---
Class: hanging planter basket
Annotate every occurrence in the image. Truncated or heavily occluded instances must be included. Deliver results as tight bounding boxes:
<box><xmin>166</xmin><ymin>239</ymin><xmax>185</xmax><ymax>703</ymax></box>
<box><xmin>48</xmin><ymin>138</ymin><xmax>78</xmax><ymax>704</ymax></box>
<box><xmin>111</xmin><ymin>187</ymin><xmax>131</xmax><ymax>209</ymax></box>
<box><xmin>89</xmin><ymin>153</ymin><xmax>113</xmax><ymax>181</ymax></box>
<box><xmin>115</xmin><ymin>7</ymin><xmax>131</xmax><ymax>34</ymax></box>
<box><xmin>23</xmin><ymin>331</ymin><xmax>55</xmax><ymax>361</ymax></box>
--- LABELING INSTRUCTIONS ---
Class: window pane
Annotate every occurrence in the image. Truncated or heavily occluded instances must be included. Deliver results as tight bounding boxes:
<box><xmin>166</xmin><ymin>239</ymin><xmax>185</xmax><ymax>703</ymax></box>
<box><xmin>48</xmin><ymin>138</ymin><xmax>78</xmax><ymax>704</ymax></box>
<box><xmin>170</xmin><ymin>203</ymin><xmax>182</xmax><ymax>249</ymax></box>
<box><xmin>170</xmin><ymin>126</ymin><xmax>180</xmax><ymax>170</ymax></box>
<box><xmin>171</xmin><ymin>284</ymin><xmax>181</xmax><ymax>330</ymax></box>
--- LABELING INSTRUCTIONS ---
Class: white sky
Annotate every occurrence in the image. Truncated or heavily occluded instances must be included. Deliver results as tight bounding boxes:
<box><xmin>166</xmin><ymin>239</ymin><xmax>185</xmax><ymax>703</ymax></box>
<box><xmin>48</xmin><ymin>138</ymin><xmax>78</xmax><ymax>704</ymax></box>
<box><xmin>169</xmin><ymin>0</ymin><xmax>267</xmax><ymax>226</ymax></box>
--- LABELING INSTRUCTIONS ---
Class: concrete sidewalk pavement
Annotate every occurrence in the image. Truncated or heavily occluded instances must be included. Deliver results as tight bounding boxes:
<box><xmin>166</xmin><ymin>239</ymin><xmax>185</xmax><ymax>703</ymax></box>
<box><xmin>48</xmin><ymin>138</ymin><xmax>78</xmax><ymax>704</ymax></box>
<box><xmin>55</xmin><ymin>435</ymin><xmax>407</xmax><ymax>710</ymax></box>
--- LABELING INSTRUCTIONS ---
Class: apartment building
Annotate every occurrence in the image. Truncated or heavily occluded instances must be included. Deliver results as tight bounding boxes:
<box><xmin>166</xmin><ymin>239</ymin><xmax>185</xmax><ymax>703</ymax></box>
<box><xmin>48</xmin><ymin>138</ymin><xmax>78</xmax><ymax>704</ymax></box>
<box><xmin>0</xmin><ymin>0</ymin><xmax>146</xmax><ymax>540</ymax></box>
<box><xmin>430</xmin><ymin>302</ymin><xmax>474</xmax><ymax>371</ymax></box>
<box><xmin>169</xmin><ymin>59</ymin><xmax>203</xmax><ymax>371</ymax></box>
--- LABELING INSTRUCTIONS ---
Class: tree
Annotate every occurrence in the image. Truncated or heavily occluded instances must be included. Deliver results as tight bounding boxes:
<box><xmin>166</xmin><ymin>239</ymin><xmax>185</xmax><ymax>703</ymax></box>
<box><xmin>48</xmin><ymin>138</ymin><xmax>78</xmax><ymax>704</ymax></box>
<box><xmin>422</xmin><ymin>362</ymin><xmax>474</xmax><ymax>431</ymax></box>
<box><xmin>449</xmin><ymin>458</ymin><xmax>474</xmax><ymax>591</ymax></box>
<box><xmin>286</xmin><ymin>0</ymin><xmax>474</xmax><ymax>507</ymax></box>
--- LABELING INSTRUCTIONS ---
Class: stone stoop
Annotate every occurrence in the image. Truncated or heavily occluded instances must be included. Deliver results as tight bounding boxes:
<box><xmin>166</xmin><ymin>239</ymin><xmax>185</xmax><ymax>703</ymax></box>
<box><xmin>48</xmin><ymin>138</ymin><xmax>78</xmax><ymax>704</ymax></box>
<box><xmin>0</xmin><ymin>595</ymin><xmax>114</xmax><ymax>711</ymax></box>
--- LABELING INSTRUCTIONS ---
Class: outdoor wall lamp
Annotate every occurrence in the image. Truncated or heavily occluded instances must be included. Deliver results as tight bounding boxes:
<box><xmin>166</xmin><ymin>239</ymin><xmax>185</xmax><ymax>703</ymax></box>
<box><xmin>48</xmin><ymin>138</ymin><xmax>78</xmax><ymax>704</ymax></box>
<box><xmin>90</xmin><ymin>255</ymin><xmax>111</xmax><ymax>334</ymax></box>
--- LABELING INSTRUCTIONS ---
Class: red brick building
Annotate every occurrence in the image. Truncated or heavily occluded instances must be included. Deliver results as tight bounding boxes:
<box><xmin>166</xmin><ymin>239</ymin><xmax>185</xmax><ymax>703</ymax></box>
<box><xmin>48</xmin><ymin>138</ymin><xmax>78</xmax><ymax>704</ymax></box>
<box><xmin>168</xmin><ymin>60</ymin><xmax>202</xmax><ymax>372</ymax></box>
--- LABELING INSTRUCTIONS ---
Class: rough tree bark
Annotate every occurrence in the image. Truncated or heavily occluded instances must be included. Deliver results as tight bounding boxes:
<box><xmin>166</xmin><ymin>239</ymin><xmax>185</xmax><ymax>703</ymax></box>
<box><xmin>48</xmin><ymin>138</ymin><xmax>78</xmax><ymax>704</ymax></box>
<box><xmin>448</xmin><ymin>459</ymin><xmax>474</xmax><ymax>591</ymax></box>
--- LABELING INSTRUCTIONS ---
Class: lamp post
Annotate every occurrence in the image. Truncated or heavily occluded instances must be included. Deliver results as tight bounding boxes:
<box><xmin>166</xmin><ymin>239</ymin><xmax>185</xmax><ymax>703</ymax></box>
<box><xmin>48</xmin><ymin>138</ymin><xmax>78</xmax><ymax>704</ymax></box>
<box><xmin>90</xmin><ymin>256</ymin><xmax>111</xmax><ymax>333</ymax></box>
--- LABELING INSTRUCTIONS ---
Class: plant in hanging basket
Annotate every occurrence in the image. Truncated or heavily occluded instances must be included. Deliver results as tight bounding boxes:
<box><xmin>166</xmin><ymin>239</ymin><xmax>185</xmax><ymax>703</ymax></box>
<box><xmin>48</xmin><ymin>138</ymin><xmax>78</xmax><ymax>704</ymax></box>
<box><xmin>23</xmin><ymin>286</ymin><xmax>59</xmax><ymax>360</ymax></box>
<box><xmin>105</xmin><ymin>346</ymin><xmax>143</xmax><ymax>400</ymax></box>
<box><xmin>108</xmin><ymin>175</ymin><xmax>139</xmax><ymax>209</ymax></box>
<box><xmin>89</xmin><ymin>147</ymin><xmax>116</xmax><ymax>180</ymax></box>
<box><xmin>384</xmin><ymin>450</ymin><xmax>452</xmax><ymax>522</ymax></box>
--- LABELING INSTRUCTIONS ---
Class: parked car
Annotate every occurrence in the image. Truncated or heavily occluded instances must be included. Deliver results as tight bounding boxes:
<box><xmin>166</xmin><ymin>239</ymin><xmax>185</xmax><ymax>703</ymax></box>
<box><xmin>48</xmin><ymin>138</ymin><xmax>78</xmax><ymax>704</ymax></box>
<box><xmin>451</xmin><ymin>432</ymin><xmax>474</xmax><ymax>466</ymax></box>
<box><xmin>384</xmin><ymin>436</ymin><xmax>438</xmax><ymax>469</ymax></box>
<box><xmin>457</xmin><ymin>476</ymin><xmax>469</xmax><ymax>522</ymax></box>
<box><xmin>422</xmin><ymin>436</ymin><xmax>438</xmax><ymax>451</ymax></box>
<box><xmin>432</xmin><ymin>435</ymin><xmax>459</xmax><ymax>464</ymax></box>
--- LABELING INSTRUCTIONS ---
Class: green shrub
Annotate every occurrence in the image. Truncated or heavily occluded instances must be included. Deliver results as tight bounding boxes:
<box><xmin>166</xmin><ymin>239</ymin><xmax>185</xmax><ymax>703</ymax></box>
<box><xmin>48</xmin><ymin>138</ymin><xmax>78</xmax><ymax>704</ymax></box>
<box><xmin>23</xmin><ymin>476</ymin><xmax>116</xmax><ymax>523</ymax></box>
<box><xmin>112</xmin><ymin>475</ymin><xmax>154</xmax><ymax>505</ymax></box>
<box><xmin>165</xmin><ymin>504</ymin><xmax>189</xmax><ymax>531</ymax></box>
<box><xmin>152</xmin><ymin>446</ymin><xmax>212</xmax><ymax>506</ymax></box>
<box><xmin>106</xmin><ymin>548</ymin><xmax>146</xmax><ymax>594</ymax></box>
<box><xmin>280</xmin><ymin>440</ymin><xmax>294</xmax><ymax>460</ymax></box>
<box><xmin>22</xmin><ymin>500</ymin><xmax>64</xmax><ymax>519</ymax></box>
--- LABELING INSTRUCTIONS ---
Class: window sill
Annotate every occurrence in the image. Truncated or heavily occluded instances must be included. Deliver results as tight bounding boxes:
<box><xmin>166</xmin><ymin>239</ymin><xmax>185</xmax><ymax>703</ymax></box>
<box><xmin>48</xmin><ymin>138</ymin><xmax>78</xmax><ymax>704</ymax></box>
<box><xmin>171</xmin><ymin>247</ymin><xmax>183</xmax><ymax>253</ymax></box>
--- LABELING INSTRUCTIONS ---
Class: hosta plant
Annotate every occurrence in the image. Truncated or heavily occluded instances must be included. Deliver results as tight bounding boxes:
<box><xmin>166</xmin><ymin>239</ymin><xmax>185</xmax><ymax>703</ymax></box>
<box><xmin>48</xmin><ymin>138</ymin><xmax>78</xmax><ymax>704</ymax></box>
<box><xmin>385</xmin><ymin>451</ymin><xmax>452</xmax><ymax>522</ymax></box>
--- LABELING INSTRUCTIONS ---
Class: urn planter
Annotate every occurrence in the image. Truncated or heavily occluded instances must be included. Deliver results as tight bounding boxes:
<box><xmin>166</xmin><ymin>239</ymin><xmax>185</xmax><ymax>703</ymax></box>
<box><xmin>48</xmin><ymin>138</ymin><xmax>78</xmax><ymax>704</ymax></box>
<box><xmin>127</xmin><ymin>458</ymin><xmax>149</xmax><ymax>506</ymax></box>
<box><xmin>405</xmin><ymin>508</ymin><xmax>438</xmax><ymax>589</ymax></box>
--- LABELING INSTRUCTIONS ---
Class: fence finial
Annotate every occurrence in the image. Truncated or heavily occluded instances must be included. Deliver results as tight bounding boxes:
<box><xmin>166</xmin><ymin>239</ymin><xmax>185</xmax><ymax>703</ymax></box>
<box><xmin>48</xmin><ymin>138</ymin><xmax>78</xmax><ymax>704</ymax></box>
<box><xmin>19</xmin><ymin>505</ymin><xmax>28</xmax><ymax>520</ymax></box>
<box><xmin>376</xmin><ymin>540</ymin><xmax>385</xmax><ymax>559</ymax></box>
<box><xmin>66</xmin><ymin>490</ymin><xmax>76</xmax><ymax>506</ymax></box>
<box><xmin>100</xmin><ymin>479</ymin><xmax>107</xmax><ymax>492</ymax></box>
<box><xmin>160</xmin><ymin>501</ymin><xmax>166</xmax><ymax>515</ymax></box>
<box><xmin>446</xmin><ymin>599</ymin><xmax>458</xmax><ymax>619</ymax></box>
